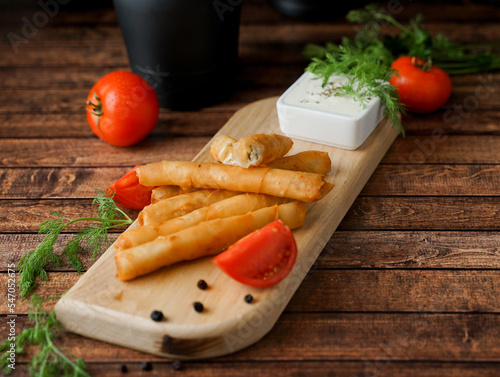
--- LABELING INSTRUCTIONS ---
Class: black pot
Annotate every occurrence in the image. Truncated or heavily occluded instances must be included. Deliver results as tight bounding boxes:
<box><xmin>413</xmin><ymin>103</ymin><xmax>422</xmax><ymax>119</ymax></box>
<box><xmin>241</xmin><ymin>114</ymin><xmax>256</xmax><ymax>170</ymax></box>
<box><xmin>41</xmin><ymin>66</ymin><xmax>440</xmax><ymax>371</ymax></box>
<box><xmin>113</xmin><ymin>0</ymin><xmax>242</xmax><ymax>110</ymax></box>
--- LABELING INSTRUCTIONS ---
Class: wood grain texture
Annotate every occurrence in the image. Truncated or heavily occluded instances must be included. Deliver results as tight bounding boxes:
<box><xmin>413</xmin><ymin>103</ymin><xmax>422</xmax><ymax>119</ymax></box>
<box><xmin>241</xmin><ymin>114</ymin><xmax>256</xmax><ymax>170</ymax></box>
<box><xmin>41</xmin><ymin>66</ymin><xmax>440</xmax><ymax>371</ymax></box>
<box><xmin>54</xmin><ymin>97</ymin><xmax>398</xmax><ymax>359</ymax></box>
<box><xmin>59</xmin><ymin>361</ymin><xmax>500</xmax><ymax>377</ymax></box>
<box><xmin>1</xmin><ymin>164</ymin><xmax>498</xmax><ymax>199</ymax></box>
<box><xmin>363</xmin><ymin>164</ymin><xmax>500</xmax><ymax>196</ymax></box>
<box><xmin>2</xmin><ymin>1</ymin><xmax>500</xmax><ymax>374</ymax></box>
<box><xmin>340</xmin><ymin>197</ymin><xmax>500</xmax><ymax>230</ymax></box>
<box><xmin>3</xmin><ymin>231</ymin><xmax>499</xmax><ymax>273</ymax></box>
<box><xmin>1</xmin><ymin>66</ymin><xmax>497</xmax><ymax>89</ymax></box>
<box><xmin>1</xmin><ymin>111</ymin><xmax>499</xmax><ymax>139</ymax></box>
<box><xmin>5</xmin><ymin>269</ymin><xmax>500</xmax><ymax>314</ymax></box>
<box><xmin>0</xmin><ymin>111</ymin><xmax>232</xmax><ymax>138</ymax></box>
<box><xmin>0</xmin><ymin>138</ymin><xmax>209</xmax><ymax>167</ymax></box>
<box><xmin>0</xmin><ymin>135</ymin><xmax>498</xmax><ymax>167</ymax></box>
<box><xmin>0</xmin><ymin>199</ymin><xmax>136</xmax><ymax>232</ymax></box>
<box><xmin>3</xmin><ymin>22</ymin><xmax>500</xmax><ymax>45</ymax></box>
<box><xmin>3</xmin><ymin>196</ymin><xmax>498</xmax><ymax>233</ymax></box>
<box><xmin>319</xmin><ymin>231</ymin><xmax>500</xmax><ymax>269</ymax></box>
<box><xmin>383</xmin><ymin>135</ymin><xmax>500</xmax><ymax>164</ymax></box>
<box><xmin>3</xmin><ymin>0</ymin><xmax>500</xmax><ymax>24</ymax></box>
<box><xmin>3</xmin><ymin>313</ymin><xmax>500</xmax><ymax>362</ymax></box>
<box><xmin>1</xmin><ymin>85</ymin><xmax>499</xmax><ymax>113</ymax></box>
<box><xmin>5</xmin><ymin>360</ymin><xmax>500</xmax><ymax>377</ymax></box>
<box><xmin>0</xmin><ymin>44</ymin><xmax>308</xmax><ymax>67</ymax></box>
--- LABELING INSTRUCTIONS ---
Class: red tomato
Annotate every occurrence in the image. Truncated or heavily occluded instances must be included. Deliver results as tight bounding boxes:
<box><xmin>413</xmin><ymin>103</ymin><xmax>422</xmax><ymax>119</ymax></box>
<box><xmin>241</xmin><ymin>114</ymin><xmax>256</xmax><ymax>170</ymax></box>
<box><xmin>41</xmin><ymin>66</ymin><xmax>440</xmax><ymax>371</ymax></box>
<box><xmin>212</xmin><ymin>220</ymin><xmax>297</xmax><ymax>287</ymax></box>
<box><xmin>86</xmin><ymin>71</ymin><xmax>159</xmax><ymax>147</ymax></box>
<box><xmin>389</xmin><ymin>56</ymin><xmax>452</xmax><ymax>114</ymax></box>
<box><xmin>106</xmin><ymin>165</ymin><xmax>155</xmax><ymax>210</ymax></box>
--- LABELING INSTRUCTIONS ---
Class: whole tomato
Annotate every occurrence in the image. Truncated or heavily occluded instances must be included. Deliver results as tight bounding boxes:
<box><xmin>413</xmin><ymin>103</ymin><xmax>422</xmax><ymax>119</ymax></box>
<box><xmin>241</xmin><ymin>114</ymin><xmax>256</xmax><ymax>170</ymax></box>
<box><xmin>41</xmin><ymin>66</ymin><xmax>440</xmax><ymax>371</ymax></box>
<box><xmin>86</xmin><ymin>71</ymin><xmax>159</xmax><ymax>147</ymax></box>
<box><xmin>389</xmin><ymin>56</ymin><xmax>452</xmax><ymax>114</ymax></box>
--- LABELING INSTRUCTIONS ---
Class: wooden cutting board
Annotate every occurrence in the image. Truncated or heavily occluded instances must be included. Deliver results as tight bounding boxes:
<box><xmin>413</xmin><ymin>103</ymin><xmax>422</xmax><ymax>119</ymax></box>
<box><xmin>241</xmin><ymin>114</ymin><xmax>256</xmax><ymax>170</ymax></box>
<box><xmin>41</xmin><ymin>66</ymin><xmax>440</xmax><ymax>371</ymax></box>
<box><xmin>55</xmin><ymin>97</ymin><xmax>398</xmax><ymax>360</ymax></box>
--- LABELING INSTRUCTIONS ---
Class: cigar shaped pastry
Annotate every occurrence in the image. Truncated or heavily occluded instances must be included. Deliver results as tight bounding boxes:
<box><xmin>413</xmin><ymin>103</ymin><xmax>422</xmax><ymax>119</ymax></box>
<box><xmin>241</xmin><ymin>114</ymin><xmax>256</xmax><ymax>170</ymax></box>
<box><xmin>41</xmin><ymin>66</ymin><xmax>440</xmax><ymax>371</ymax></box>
<box><xmin>209</xmin><ymin>135</ymin><xmax>237</xmax><ymax>165</ymax></box>
<box><xmin>210</xmin><ymin>133</ymin><xmax>293</xmax><ymax>168</ymax></box>
<box><xmin>265</xmin><ymin>151</ymin><xmax>331</xmax><ymax>174</ymax></box>
<box><xmin>136</xmin><ymin>161</ymin><xmax>333</xmax><ymax>203</ymax></box>
<box><xmin>151</xmin><ymin>151</ymin><xmax>331</xmax><ymax>204</ymax></box>
<box><xmin>138</xmin><ymin>189</ymin><xmax>239</xmax><ymax>226</ymax></box>
<box><xmin>151</xmin><ymin>186</ymin><xmax>197</xmax><ymax>204</ymax></box>
<box><xmin>116</xmin><ymin>193</ymin><xmax>290</xmax><ymax>250</ymax></box>
<box><xmin>115</xmin><ymin>201</ymin><xmax>307</xmax><ymax>281</ymax></box>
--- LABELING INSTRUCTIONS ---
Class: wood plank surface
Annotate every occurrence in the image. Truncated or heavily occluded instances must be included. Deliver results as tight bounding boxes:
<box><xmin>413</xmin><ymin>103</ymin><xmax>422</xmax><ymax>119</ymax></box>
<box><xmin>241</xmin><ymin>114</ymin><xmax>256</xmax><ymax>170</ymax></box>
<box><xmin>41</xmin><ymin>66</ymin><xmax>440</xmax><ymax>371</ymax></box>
<box><xmin>1</xmin><ymin>86</ymin><xmax>499</xmax><ymax>113</ymax></box>
<box><xmin>53</xmin><ymin>97</ymin><xmax>399</xmax><ymax>359</ymax></box>
<box><xmin>3</xmin><ymin>23</ymin><xmax>500</xmax><ymax>45</ymax></box>
<box><xmin>2</xmin><ymin>0</ymin><xmax>499</xmax><ymax>374</ymax></box>
<box><xmin>3</xmin><ymin>0</ymin><xmax>500</xmax><ymax>24</ymax></box>
<box><xmin>4</xmin><ymin>361</ymin><xmax>500</xmax><ymax>377</ymax></box>
<box><xmin>3</xmin><ymin>231</ymin><xmax>500</xmax><ymax>273</ymax></box>
<box><xmin>1</xmin><ymin>164</ymin><xmax>499</xmax><ymax>199</ymax></box>
<box><xmin>0</xmin><ymin>135</ymin><xmax>498</xmax><ymax>167</ymax></box>
<box><xmin>2</xmin><ymin>196</ymin><xmax>499</xmax><ymax>233</ymax></box>
<box><xmin>2</xmin><ymin>110</ymin><xmax>499</xmax><ymax>138</ymax></box>
<box><xmin>1</xmin><ymin>66</ymin><xmax>498</xmax><ymax>89</ymax></box>
<box><xmin>3</xmin><ymin>313</ymin><xmax>500</xmax><ymax>362</ymax></box>
<box><xmin>5</xmin><ymin>269</ymin><xmax>500</xmax><ymax>314</ymax></box>
<box><xmin>53</xmin><ymin>361</ymin><xmax>500</xmax><ymax>377</ymax></box>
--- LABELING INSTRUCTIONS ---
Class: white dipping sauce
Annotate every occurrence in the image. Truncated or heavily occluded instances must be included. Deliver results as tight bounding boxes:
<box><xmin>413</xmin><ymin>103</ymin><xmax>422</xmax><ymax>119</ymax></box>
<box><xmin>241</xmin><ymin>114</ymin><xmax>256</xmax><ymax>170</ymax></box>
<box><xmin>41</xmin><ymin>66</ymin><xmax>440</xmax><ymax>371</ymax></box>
<box><xmin>283</xmin><ymin>71</ymin><xmax>375</xmax><ymax>117</ymax></box>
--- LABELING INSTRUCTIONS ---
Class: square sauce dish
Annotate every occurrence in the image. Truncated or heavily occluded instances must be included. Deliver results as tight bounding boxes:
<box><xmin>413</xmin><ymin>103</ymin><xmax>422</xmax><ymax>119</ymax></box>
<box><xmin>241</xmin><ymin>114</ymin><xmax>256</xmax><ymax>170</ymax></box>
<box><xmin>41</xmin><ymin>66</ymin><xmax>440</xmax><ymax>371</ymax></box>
<box><xmin>277</xmin><ymin>71</ymin><xmax>384</xmax><ymax>150</ymax></box>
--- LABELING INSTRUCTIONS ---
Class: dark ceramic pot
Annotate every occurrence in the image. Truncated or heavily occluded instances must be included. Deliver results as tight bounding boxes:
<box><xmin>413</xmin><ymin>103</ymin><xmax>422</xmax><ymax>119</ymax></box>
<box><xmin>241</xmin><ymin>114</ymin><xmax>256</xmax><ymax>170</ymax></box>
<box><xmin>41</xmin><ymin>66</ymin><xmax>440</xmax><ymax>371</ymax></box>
<box><xmin>113</xmin><ymin>0</ymin><xmax>242</xmax><ymax>109</ymax></box>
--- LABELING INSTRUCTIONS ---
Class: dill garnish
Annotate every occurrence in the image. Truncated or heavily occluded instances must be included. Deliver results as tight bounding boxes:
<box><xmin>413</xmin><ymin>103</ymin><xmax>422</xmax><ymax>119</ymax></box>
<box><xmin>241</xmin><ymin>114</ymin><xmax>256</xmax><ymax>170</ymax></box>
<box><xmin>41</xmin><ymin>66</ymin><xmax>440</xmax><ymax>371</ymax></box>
<box><xmin>303</xmin><ymin>3</ymin><xmax>500</xmax><ymax>136</ymax></box>
<box><xmin>345</xmin><ymin>4</ymin><xmax>500</xmax><ymax>75</ymax></box>
<box><xmin>0</xmin><ymin>294</ymin><xmax>90</xmax><ymax>377</ymax></box>
<box><xmin>304</xmin><ymin>4</ymin><xmax>500</xmax><ymax>75</ymax></box>
<box><xmin>17</xmin><ymin>190</ymin><xmax>133</xmax><ymax>299</ymax></box>
<box><xmin>306</xmin><ymin>42</ymin><xmax>406</xmax><ymax>136</ymax></box>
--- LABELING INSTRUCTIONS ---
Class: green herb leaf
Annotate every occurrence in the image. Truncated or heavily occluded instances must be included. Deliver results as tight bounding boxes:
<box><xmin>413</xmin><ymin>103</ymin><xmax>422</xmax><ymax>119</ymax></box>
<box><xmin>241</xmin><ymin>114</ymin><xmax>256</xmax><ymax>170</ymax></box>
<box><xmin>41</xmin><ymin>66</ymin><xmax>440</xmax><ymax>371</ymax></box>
<box><xmin>306</xmin><ymin>42</ymin><xmax>406</xmax><ymax>136</ymax></box>
<box><xmin>18</xmin><ymin>190</ymin><xmax>133</xmax><ymax>299</ymax></box>
<box><xmin>0</xmin><ymin>295</ymin><xmax>90</xmax><ymax>377</ymax></box>
<box><xmin>345</xmin><ymin>3</ymin><xmax>500</xmax><ymax>74</ymax></box>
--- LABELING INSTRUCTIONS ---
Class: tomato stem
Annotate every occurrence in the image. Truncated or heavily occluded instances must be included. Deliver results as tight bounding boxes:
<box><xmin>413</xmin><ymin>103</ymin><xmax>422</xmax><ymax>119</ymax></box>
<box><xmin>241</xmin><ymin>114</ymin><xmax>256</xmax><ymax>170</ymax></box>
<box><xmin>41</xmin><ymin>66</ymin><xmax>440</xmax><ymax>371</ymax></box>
<box><xmin>85</xmin><ymin>91</ymin><xmax>103</xmax><ymax>129</ymax></box>
<box><xmin>411</xmin><ymin>56</ymin><xmax>433</xmax><ymax>72</ymax></box>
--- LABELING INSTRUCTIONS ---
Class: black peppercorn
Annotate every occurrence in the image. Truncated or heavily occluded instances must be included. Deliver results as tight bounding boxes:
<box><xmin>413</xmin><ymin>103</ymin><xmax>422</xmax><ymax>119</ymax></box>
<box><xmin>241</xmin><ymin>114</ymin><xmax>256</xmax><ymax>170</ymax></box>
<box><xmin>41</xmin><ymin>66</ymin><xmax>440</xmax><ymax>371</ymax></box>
<box><xmin>244</xmin><ymin>294</ymin><xmax>254</xmax><ymax>303</ymax></box>
<box><xmin>120</xmin><ymin>364</ymin><xmax>128</xmax><ymax>373</ymax></box>
<box><xmin>140</xmin><ymin>361</ymin><xmax>152</xmax><ymax>371</ymax></box>
<box><xmin>172</xmin><ymin>360</ymin><xmax>183</xmax><ymax>370</ymax></box>
<box><xmin>150</xmin><ymin>310</ymin><xmax>164</xmax><ymax>322</ymax></box>
<box><xmin>197</xmin><ymin>279</ymin><xmax>208</xmax><ymax>290</ymax></box>
<box><xmin>193</xmin><ymin>301</ymin><xmax>204</xmax><ymax>313</ymax></box>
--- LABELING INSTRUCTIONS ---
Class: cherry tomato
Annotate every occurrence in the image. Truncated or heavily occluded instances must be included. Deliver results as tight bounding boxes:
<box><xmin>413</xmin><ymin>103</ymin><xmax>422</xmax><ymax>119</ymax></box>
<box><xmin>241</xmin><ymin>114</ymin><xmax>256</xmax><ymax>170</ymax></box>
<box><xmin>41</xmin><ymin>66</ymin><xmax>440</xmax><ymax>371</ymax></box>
<box><xmin>106</xmin><ymin>165</ymin><xmax>155</xmax><ymax>210</ymax></box>
<box><xmin>86</xmin><ymin>71</ymin><xmax>159</xmax><ymax>147</ymax></box>
<box><xmin>212</xmin><ymin>220</ymin><xmax>297</xmax><ymax>287</ymax></box>
<box><xmin>389</xmin><ymin>56</ymin><xmax>452</xmax><ymax>114</ymax></box>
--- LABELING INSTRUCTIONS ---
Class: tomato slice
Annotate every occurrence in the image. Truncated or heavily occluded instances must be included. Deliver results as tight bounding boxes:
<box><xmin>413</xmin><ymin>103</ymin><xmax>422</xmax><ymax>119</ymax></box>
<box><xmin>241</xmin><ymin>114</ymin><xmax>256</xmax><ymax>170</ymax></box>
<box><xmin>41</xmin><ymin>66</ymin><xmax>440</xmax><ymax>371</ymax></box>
<box><xmin>212</xmin><ymin>220</ymin><xmax>298</xmax><ymax>287</ymax></box>
<box><xmin>106</xmin><ymin>165</ymin><xmax>156</xmax><ymax>210</ymax></box>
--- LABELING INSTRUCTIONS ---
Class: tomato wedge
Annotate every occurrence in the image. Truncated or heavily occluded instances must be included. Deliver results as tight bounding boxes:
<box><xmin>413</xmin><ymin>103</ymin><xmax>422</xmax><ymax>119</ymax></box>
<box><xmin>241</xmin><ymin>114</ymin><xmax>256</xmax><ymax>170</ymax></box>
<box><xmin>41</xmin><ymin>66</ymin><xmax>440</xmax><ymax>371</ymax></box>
<box><xmin>212</xmin><ymin>220</ymin><xmax>297</xmax><ymax>287</ymax></box>
<box><xmin>106</xmin><ymin>165</ymin><xmax>155</xmax><ymax>210</ymax></box>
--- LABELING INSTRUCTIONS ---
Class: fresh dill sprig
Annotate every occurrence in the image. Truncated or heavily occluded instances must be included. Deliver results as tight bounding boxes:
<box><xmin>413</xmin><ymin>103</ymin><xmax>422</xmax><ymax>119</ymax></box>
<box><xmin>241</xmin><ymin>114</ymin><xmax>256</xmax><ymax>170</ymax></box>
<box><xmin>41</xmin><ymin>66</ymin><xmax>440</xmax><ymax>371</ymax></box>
<box><xmin>305</xmin><ymin>4</ymin><xmax>500</xmax><ymax>76</ymax></box>
<box><xmin>306</xmin><ymin>43</ymin><xmax>406</xmax><ymax>136</ymax></box>
<box><xmin>345</xmin><ymin>4</ymin><xmax>500</xmax><ymax>74</ymax></box>
<box><xmin>18</xmin><ymin>190</ymin><xmax>133</xmax><ymax>299</ymax></box>
<box><xmin>302</xmin><ymin>3</ymin><xmax>500</xmax><ymax>136</ymax></box>
<box><xmin>0</xmin><ymin>294</ymin><xmax>90</xmax><ymax>377</ymax></box>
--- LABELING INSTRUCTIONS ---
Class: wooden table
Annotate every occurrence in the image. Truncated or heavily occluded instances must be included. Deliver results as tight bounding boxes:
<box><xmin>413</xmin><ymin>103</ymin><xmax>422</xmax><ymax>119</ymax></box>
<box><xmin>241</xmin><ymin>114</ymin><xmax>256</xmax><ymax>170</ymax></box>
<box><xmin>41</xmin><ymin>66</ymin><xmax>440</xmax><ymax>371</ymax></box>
<box><xmin>1</xmin><ymin>0</ymin><xmax>500</xmax><ymax>375</ymax></box>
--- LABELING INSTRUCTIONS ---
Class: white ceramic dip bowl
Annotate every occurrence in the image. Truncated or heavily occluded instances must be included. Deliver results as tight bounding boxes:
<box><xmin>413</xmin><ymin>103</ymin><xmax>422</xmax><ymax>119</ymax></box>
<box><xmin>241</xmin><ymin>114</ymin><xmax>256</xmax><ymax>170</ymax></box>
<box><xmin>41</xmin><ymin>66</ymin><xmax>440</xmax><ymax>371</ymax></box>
<box><xmin>277</xmin><ymin>71</ymin><xmax>384</xmax><ymax>150</ymax></box>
